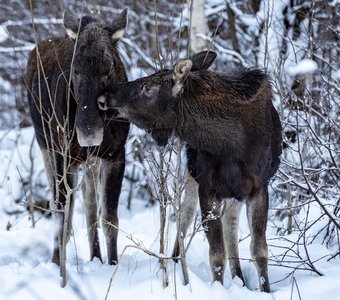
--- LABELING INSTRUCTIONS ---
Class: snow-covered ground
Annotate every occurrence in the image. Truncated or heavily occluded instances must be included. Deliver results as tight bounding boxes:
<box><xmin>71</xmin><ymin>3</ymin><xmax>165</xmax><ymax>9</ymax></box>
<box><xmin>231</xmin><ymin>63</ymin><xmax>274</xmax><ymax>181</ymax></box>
<box><xmin>0</xmin><ymin>127</ymin><xmax>339</xmax><ymax>300</ymax></box>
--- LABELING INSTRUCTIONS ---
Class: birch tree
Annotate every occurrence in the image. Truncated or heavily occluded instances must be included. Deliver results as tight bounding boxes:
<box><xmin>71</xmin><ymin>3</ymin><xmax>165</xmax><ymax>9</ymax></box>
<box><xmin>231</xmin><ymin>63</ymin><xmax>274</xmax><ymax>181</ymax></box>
<box><xmin>189</xmin><ymin>0</ymin><xmax>208</xmax><ymax>54</ymax></box>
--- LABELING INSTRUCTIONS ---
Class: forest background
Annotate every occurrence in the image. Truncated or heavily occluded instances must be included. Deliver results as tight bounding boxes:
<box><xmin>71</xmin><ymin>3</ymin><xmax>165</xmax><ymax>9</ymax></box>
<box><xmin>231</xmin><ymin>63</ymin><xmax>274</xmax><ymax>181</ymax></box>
<box><xmin>0</xmin><ymin>0</ymin><xmax>338</xmax><ymax>299</ymax></box>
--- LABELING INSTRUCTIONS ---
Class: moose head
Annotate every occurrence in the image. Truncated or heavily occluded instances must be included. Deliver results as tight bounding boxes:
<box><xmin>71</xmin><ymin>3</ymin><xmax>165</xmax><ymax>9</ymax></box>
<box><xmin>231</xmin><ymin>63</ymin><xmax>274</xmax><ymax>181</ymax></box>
<box><xmin>64</xmin><ymin>8</ymin><xmax>128</xmax><ymax>146</ymax></box>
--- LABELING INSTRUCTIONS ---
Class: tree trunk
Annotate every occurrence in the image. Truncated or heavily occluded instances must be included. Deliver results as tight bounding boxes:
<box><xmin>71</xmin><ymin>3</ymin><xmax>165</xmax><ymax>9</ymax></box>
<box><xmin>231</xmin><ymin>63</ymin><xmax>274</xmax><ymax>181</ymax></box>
<box><xmin>189</xmin><ymin>0</ymin><xmax>208</xmax><ymax>55</ymax></box>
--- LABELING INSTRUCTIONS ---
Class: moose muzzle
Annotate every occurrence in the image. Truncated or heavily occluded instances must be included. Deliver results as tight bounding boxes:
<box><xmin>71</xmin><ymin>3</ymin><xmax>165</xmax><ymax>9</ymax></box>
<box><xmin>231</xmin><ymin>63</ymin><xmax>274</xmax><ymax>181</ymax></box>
<box><xmin>76</xmin><ymin>126</ymin><xmax>103</xmax><ymax>147</ymax></box>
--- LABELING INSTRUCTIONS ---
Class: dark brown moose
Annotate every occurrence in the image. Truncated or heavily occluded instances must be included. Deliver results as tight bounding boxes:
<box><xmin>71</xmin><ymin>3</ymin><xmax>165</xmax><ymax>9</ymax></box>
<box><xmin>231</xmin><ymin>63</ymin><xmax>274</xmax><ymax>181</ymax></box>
<box><xmin>26</xmin><ymin>9</ymin><xmax>129</xmax><ymax>267</ymax></box>
<box><xmin>98</xmin><ymin>56</ymin><xmax>282</xmax><ymax>292</ymax></box>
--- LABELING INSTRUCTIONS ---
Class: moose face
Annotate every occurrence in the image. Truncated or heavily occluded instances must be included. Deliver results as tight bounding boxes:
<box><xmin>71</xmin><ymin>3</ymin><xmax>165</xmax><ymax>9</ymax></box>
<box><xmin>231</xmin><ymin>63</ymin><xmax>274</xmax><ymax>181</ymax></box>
<box><xmin>97</xmin><ymin>52</ymin><xmax>216</xmax><ymax>131</ymax></box>
<box><xmin>63</xmin><ymin>9</ymin><xmax>127</xmax><ymax>147</ymax></box>
<box><xmin>97</xmin><ymin>51</ymin><xmax>216</xmax><ymax>145</ymax></box>
<box><xmin>98</xmin><ymin>69</ymin><xmax>175</xmax><ymax>126</ymax></box>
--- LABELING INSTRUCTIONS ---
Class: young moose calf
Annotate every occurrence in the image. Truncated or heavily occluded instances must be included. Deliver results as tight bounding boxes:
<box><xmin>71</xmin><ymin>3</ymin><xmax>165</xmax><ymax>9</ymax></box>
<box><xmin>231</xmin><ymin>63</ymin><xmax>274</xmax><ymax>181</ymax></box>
<box><xmin>98</xmin><ymin>56</ymin><xmax>282</xmax><ymax>292</ymax></box>
<box><xmin>27</xmin><ymin>9</ymin><xmax>129</xmax><ymax>268</ymax></box>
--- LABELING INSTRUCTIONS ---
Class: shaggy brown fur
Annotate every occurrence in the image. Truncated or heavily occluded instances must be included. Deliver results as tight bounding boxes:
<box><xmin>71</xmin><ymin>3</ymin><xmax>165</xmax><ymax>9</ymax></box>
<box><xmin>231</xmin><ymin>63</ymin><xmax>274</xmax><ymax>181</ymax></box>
<box><xmin>99</xmin><ymin>57</ymin><xmax>282</xmax><ymax>292</ymax></box>
<box><xmin>26</xmin><ymin>9</ymin><xmax>129</xmax><ymax>267</ymax></box>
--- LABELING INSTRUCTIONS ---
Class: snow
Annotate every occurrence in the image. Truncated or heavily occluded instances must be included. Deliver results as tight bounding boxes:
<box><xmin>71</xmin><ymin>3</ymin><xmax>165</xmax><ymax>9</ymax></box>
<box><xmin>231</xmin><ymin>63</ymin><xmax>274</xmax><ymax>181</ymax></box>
<box><xmin>287</xmin><ymin>59</ymin><xmax>318</xmax><ymax>76</ymax></box>
<box><xmin>0</xmin><ymin>127</ymin><xmax>339</xmax><ymax>300</ymax></box>
<box><xmin>0</xmin><ymin>25</ymin><xmax>8</xmax><ymax>42</ymax></box>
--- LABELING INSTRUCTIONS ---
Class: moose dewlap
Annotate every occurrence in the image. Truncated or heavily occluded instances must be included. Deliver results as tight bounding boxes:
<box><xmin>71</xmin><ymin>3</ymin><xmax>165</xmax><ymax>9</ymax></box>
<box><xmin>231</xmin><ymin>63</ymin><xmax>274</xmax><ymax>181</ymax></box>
<box><xmin>98</xmin><ymin>57</ymin><xmax>282</xmax><ymax>292</ymax></box>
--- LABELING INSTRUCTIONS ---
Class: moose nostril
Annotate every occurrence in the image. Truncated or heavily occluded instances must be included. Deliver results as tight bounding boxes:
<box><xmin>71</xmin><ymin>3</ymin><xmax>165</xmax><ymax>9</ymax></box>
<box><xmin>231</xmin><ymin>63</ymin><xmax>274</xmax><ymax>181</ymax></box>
<box><xmin>97</xmin><ymin>96</ymin><xmax>108</xmax><ymax>111</ymax></box>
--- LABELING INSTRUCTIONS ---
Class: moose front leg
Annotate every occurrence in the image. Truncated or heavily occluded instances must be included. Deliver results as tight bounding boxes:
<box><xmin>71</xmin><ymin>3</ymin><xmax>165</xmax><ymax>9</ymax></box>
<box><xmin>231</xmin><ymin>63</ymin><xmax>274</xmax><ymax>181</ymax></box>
<box><xmin>172</xmin><ymin>146</ymin><xmax>199</xmax><ymax>260</ymax></box>
<box><xmin>246</xmin><ymin>188</ymin><xmax>270</xmax><ymax>292</ymax></box>
<box><xmin>42</xmin><ymin>150</ymin><xmax>76</xmax><ymax>266</ymax></box>
<box><xmin>82</xmin><ymin>157</ymin><xmax>102</xmax><ymax>262</ymax></box>
<box><xmin>199</xmin><ymin>188</ymin><xmax>226</xmax><ymax>283</ymax></box>
<box><xmin>52</xmin><ymin>169</ymin><xmax>77</xmax><ymax>266</ymax></box>
<box><xmin>172</xmin><ymin>170</ymin><xmax>199</xmax><ymax>260</ymax></box>
<box><xmin>100</xmin><ymin>156</ymin><xmax>125</xmax><ymax>265</ymax></box>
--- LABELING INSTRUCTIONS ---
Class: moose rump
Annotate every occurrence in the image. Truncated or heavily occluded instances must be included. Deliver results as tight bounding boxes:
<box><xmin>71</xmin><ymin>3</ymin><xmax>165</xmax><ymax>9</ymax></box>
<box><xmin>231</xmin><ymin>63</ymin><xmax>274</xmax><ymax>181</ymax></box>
<box><xmin>26</xmin><ymin>8</ymin><xmax>129</xmax><ymax>272</ymax></box>
<box><xmin>98</xmin><ymin>56</ymin><xmax>282</xmax><ymax>292</ymax></box>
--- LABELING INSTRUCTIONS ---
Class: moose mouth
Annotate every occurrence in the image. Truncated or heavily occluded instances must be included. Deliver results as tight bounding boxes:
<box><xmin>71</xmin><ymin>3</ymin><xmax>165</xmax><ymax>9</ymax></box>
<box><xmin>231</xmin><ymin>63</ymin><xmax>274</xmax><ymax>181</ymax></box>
<box><xmin>97</xmin><ymin>95</ymin><xmax>129</xmax><ymax>119</ymax></box>
<box><xmin>97</xmin><ymin>95</ymin><xmax>110</xmax><ymax>111</ymax></box>
<box><xmin>76</xmin><ymin>127</ymin><xmax>103</xmax><ymax>147</ymax></box>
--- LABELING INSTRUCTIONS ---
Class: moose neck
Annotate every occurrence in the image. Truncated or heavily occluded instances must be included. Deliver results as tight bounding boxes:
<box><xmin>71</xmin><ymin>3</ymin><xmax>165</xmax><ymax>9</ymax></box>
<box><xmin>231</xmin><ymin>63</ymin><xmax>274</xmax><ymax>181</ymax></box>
<box><xmin>175</xmin><ymin>70</ymin><xmax>268</xmax><ymax>154</ymax></box>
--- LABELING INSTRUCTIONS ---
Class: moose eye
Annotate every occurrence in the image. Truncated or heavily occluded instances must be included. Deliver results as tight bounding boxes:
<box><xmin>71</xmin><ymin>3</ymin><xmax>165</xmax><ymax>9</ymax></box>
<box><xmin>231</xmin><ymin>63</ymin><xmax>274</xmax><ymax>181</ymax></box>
<box><xmin>143</xmin><ymin>86</ymin><xmax>152</xmax><ymax>95</ymax></box>
<box><xmin>142</xmin><ymin>84</ymin><xmax>158</xmax><ymax>97</ymax></box>
<box><xmin>100</xmin><ymin>71</ymin><xmax>112</xmax><ymax>86</ymax></box>
<box><xmin>102</xmin><ymin>66</ymin><xmax>114</xmax><ymax>81</ymax></box>
<box><xmin>106</xmin><ymin>63</ymin><xmax>115</xmax><ymax>78</ymax></box>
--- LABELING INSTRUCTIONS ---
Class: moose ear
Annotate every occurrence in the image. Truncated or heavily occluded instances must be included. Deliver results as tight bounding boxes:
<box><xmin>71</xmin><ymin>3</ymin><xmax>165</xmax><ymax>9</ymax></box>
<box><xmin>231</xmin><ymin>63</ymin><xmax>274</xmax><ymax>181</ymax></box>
<box><xmin>174</xmin><ymin>60</ymin><xmax>193</xmax><ymax>82</ymax></box>
<box><xmin>172</xmin><ymin>60</ymin><xmax>192</xmax><ymax>96</ymax></box>
<box><xmin>111</xmin><ymin>8</ymin><xmax>128</xmax><ymax>40</ymax></box>
<box><xmin>191</xmin><ymin>51</ymin><xmax>217</xmax><ymax>71</ymax></box>
<box><xmin>63</xmin><ymin>8</ymin><xmax>79</xmax><ymax>39</ymax></box>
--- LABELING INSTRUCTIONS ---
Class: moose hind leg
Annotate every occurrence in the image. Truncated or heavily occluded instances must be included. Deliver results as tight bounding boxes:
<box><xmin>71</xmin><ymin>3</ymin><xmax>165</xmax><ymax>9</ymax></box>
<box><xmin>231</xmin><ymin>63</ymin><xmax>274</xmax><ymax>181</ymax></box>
<box><xmin>172</xmin><ymin>170</ymin><xmax>198</xmax><ymax>260</ymax></box>
<box><xmin>246</xmin><ymin>188</ymin><xmax>270</xmax><ymax>292</ymax></box>
<box><xmin>82</xmin><ymin>158</ymin><xmax>102</xmax><ymax>261</ymax></box>
<box><xmin>222</xmin><ymin>199</ymin><xmax>244</xmax><ymax>283</ymax></box>
<box><xmin>199</xmin><ymin>190</ymin><xmax>226</xmax><ymax>283</ymax></box>
<box><xmin>100</xmin><ymin>157</ymin><xmax>125</xmax><ymax>265</ymax></box>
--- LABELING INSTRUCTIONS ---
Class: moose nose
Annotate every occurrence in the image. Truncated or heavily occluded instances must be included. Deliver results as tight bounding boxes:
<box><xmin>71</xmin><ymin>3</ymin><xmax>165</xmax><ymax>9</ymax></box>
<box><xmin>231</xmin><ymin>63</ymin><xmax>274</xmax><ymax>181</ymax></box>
<box><xmin>97</xmin><ymin>95</ymin><xmax>109</xmax><ymax>111</ymax></box>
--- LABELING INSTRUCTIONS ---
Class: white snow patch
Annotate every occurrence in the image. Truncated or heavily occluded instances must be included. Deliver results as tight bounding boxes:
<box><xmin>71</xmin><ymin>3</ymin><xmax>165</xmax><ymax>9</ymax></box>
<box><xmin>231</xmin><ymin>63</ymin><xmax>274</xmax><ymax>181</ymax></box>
<box><xmin>0</xmin><ymin>25</ymin><xmax>8</xmax><ymax>42</ymax></box>
<box><xmin>287</xmin><ymin>59</ymin><xmax>318</xmax><ymax>76</ymax></box>
<box><xmin>0</xmin><ymin>127</ymin><xmax>339</xmax><ymax>300</ymax></box>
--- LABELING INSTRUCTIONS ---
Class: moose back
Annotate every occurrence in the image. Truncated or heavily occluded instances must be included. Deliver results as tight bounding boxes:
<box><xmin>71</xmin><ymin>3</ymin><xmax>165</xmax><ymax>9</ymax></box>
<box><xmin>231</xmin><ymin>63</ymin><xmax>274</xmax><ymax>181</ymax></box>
<box><xmin>98</xmin><ymin>58</ymin><xmax>282</xmax><ymax>292</ymax></box>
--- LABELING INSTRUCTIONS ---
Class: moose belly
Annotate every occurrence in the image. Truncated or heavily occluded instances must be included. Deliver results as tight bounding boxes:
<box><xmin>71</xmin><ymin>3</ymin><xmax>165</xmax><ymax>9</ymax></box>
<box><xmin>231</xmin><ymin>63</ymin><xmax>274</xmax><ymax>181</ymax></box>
<box><xmin>196</xmin><ymin>152</ymin><xmax>260</xmax><ymax>201</ymax></box>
